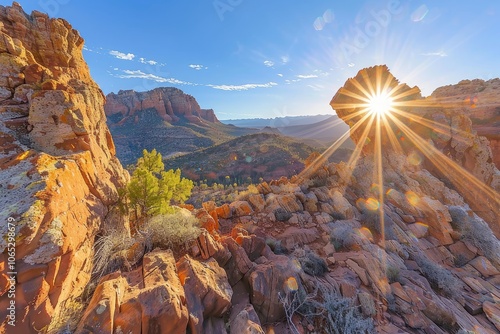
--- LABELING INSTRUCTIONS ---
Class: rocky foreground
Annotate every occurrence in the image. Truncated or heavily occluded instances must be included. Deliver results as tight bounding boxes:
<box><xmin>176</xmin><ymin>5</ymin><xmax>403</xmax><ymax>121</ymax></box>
<box><xmin>1</xmin><ymin>3</ymin><xmax>500</xmax><ymax>334</ymax></box>
<box><xmin>0</xmin><ymin>3</ymin><xmax>128</xmax><ymax>333</ymax></box>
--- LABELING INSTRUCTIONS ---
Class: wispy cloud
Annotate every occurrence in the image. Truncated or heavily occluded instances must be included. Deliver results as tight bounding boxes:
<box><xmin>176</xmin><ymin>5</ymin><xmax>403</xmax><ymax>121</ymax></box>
<box><xmin>277</xmin><ymin>73</ymin><xmax>283</xmax><ymax>77</ymax></box>
<box><xmin>139</xmin><ymin>58</ymin><xmax>158</xmax><ymax>65</ymax></box>
<box><xmin>109</xmin><ymin>50</ymin><xmax>135</xmax><ymax>60</ymax></box>
<box><xmin>264</xmin><ymin>60</ymin><xmax>275</xmax><ymax>67</ymax></box>
<box><xmin>421</xmin><ymin>51</ymin><xmax>447</xmax><ymax>57</ymax></box>
<box><xmin>114</xmin><ymin>69</ymin><xmax>194</xmax><ymax>85</ymax></box>
<box><xmin>207</xmin><ymin>82</ymin><xmax>277</xmax><ymax>91</ymax></box>
<box><xmin>281</xmin><ymin>56</ymin><xmax>289</xmax><ymax>64</ymax></box>
<box><xmin>189</xmin><ymin>64</ymin><xmax>208</xmax><ymax>70</ymax></box>
<box><xmin>296</xmin><ymin>74</ymin><xmax>318</xmax><ymax>79</ymax></box>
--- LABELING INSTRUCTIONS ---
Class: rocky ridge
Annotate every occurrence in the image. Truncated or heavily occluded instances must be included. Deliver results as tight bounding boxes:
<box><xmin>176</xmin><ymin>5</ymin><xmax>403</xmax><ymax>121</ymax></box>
<box><xmin>105</xmin><ymin>87</ymin><xmax>219</xmax><ymax>125</ymax></box>
<box><xmin>431</xmin><ymin>78</ymin><xmax>500</xmax><ymax>169</ymax></box>
<box><xmin>103</xmin><ymin>87</ymin><xmax>254</xmax><ymax>165</ymax></box>
<box><xmin>0</xmin><ymin>3</ymin><xmax>128</xmax><ymax>332</ymax></box>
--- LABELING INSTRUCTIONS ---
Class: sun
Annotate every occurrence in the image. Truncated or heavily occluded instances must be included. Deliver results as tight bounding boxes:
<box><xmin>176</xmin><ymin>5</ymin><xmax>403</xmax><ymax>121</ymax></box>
<box><xmin>368</xmin><ymin>92</ymin><xmax>393</xmax><ymax>116</ymax></box>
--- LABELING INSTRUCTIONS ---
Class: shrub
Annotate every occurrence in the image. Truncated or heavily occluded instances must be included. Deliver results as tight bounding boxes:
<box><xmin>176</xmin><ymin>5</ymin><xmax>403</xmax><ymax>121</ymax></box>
<box><xmin>330</xmin><ymin>224</ymin><xmax>356</xmax><ymax>251</ymax></box>
<box><xmin>360</xmin><ymin>209</ymin><xmax>396</xmax><ymax>240</ymax></box>
<box><xmin>274</xmin><ymin>208</ymin><xmax>293</xmax><ymax>222</ymax></box>
<box><xmin>145</xmin><ymin>208</ymin><xmax>201</xmax><ymax>249</ymax></box>
<box><xmin>414</xmin><ymin>255</ymin><xmax>462</xmax><ymax>298</ymax></box>
<box><xmin>279</xmin><ymin>281</ymin><xmax>374</xmax><ymax>334</ymax></box>
<box><xmin>299</xmin><ymin>251</ymin><xmax>328</xmax><ymax>276</ymax></box>
<box><xmin>92</xmin><ymin>231</ymin><xmax>134</xmax><ymax>279</ymax></box>
<box><xmin>307</xmin><ymin>289</ymin><xmax>375</xmax><ymax>334</ymax></box>
<box><xmin>449</xmin><ymin>206</ymin><xmax>500</xmax><ymax>267</ymax></box>
<box><xmin>386</xmin><ymin>265</ymin><xmax>400</xmax><ymax>283</ymax></box>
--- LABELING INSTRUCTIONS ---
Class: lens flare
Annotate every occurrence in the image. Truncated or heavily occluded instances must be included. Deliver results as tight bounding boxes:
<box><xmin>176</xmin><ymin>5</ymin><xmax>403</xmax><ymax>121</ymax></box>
<box><xmin>368</xmin><ymin>92</ymin><xmax>393</xmax><ymax>116</ymax></box>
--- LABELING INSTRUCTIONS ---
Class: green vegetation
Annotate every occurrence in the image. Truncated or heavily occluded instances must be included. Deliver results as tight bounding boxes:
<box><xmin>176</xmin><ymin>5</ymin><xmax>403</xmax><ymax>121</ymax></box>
<box><xmin>126</xmin><ymin>149</ymin><xmax>194</xmax><ymax>220</ymax></box>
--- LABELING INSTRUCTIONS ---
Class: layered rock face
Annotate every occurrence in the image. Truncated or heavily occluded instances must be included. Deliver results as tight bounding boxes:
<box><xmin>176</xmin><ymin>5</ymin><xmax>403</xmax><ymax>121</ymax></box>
<box><xmin>104</xmin><ymin>87</ymin><xmax>223</xmax><ymax>165</ymax></box>
<box><xmin>431</xmin><ymin>78</ymin><xmax>500</xmax><ymax>169</ymax></box>
<box><xmin>105</xmin><ymin>87</ymin><xmax>219</xmax><ymax>125</ymax></box>
<box><xmin>0</xmin><ymin>3</ymin><xmax>127</xmax><ymax>332</ymax></box>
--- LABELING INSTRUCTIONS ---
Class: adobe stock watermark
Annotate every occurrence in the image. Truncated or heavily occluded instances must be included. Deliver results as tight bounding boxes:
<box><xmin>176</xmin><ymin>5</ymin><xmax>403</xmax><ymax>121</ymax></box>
<box><xmin>5</xmin><ymin>217</ymin><xmax>17</xmax><ymax>327</ymax></box>
<box><xmin>38</xmin><ymin>0</ymin><xmax>70</xmax><ymax>17</ymax></box>
<box><xmin>213</xmin><ymin>0</ymin><xmax>244</xmax><ymax>21</ymax></box>
<box><xmin>339</xmin><ymin>0</ymin><xmax>404</xmax><ymax>64</ymax></box>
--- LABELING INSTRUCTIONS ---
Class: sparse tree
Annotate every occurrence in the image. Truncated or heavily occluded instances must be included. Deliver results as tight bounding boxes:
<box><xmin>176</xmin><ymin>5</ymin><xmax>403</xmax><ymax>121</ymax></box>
<box><xmin>127</xmin><ymin>149</ymin><xmax>193</xmax><ymax>221</ymax></box>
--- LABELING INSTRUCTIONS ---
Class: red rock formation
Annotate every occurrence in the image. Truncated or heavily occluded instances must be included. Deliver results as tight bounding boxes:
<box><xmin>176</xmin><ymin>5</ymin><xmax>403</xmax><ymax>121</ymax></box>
<box><xmin>105</xmin><ymin>87</ymin><xmax>220</xmax><ymax>125</ymax></box>
<box><xmin>331</xmin><ymin>65</ymin><xmax>500</xmax><ymax>238</ymax></box>
<box><xmin>0</xmin><ymin>3</ymin><xmax>128</xmax><ymax>332</ymax></box>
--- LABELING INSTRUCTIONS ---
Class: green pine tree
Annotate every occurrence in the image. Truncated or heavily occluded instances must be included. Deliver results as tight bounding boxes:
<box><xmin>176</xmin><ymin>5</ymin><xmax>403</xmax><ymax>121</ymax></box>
<box><xmin>127</xmin><ymin>149</ymin><xmax>193</xmax><ymax>221</ymax></box>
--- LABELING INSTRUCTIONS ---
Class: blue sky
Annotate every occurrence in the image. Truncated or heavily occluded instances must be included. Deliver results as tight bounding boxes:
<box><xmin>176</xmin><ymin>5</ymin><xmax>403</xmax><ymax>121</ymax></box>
<box><xmin>15</xmin><ymin>0</ymin><xmax>500</xmax><ymax>119</ymax></box>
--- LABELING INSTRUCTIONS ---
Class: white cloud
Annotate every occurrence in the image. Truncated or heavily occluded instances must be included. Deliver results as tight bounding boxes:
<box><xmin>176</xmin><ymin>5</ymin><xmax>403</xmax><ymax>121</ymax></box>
<box><xmin>208</xmin><ymin>82</ymin><xmax>277</xmax><ymax>91</ymax></box>
<box><xmin>189</xmin><ymin>64</ymin><xmax>207</xmax><ymax>70</ymax></box>
<box><xmin>114</xmin><ymin>69</ymin><xmax>193</xmax><ymax>85</ymax></box>
<box><xmin>140</xmin><ymin>58</ymin><xmax>158</xmax><ymax>65</ymax></box>
<box><xmin>277</xmin><ymin>73</ymin><xmax>283</xmax><ymax>77</ymax></box>
<box><xmin>296</xmin><ymin>74</ymin><xmax>318</xmax><ymax>79</ymax></box>
<box><xmin>264</xmin><ymin>60</ymin><xmax>275</xmax><ymax>67</ymax></box>
<box><xmin>281</xmin><ymin>56</ymin><xmax>289</xmax><ymax>64</ymax></box>
<box><xmin>110</xmin><ymin>50</ymin><xmax>135</xmax><ymax>60</ymax></box>
<box><xmin>421</xmin><ymin>51</ymin><xmax>447</xmax><ymax>57</ymax></box>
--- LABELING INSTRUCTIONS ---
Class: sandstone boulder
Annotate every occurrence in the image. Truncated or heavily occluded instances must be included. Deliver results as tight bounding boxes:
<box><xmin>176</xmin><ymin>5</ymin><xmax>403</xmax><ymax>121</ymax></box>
<box><xmin>177</xmin><ymin>256</ymin><xmax>233</xmax><ymax>334</ymax></box>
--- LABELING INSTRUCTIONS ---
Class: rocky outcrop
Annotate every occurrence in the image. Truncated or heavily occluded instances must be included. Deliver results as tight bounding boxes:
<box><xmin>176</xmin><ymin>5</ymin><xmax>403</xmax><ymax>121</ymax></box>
<box><xmin>331</xmin><ymin>65</ymin><xmax>500</xmax><ymax>238</ymax></box>
<box><xmin>103</xmin><ymin>87</ymin><xmax>227</xmax><ymax>165</ymax></box>
<box><xmin>105</xmin><ymin>87</ymin><xmax>219</xmax><ymax>124</ymax></box>
<box><xmin>431</xmin><ymin>78</ymin><xmax>500</xmax><ymax>169</ymax></box>
<box><xmin>76</xmin><ymin>250</ymin><xmax>189</xmax><ymax>334</ymax></box>
<box><xmin>0</xmin><ymin>3</ymin><xmax>127</xmax><ymax>332</ymax></box>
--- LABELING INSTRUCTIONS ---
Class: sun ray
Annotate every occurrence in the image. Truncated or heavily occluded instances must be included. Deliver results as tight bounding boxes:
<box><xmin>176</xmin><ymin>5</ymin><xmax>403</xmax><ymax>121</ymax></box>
<box><xmin>386</xmin><ymin>112</ymin><xmax>500</xmax><ymax>214</ymax></box>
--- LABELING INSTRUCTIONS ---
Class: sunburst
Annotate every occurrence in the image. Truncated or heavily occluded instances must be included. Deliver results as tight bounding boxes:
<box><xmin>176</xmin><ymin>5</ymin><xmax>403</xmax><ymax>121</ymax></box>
<box><xmin>299</xmin><ymin>65</ymin><xmax>500</xmax><ymax>252</ymax></box>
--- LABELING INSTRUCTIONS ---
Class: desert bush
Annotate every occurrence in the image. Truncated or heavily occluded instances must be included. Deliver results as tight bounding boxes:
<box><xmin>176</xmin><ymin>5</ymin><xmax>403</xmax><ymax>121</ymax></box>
<box><xmin>274</xmin><ymin>207</ymin><xmax>293</xmax><ymax>222</ymax></box>
<box><xmin>299</xmin><ymin>251</ymin><xmax>328</xmax><ymax>276</ymax></box>
<box><xmin>330</xmin><ymin>223</ymin><xmax>356</xmax><ymax>251</ymax></box>
<box><xmin>306</xmin><ymin>288</ymin><xmax>375</xmax><ymax>334</ymax></box>
<box><xmin>385</xmin><ymin>265</ymin><xmax>400</xmax><ymax>283</ymax></box>
<box><xmin>360</xmin><ymin>209</ymin><xmax>396</xmax><ymax>240</ymax></box>
<box><xmin>145</xmin><ymin>208</ymin><xmax>201</xmax><ymax>249</ymax></box>
<box><xmin>92</xmin><ymin>231</ymin><xmax>135</xmax><ymax>279</ymax></box>
<box><xmin>449</xmin><ymin>206</ymin><xmax>500</xmax><ymax>267</ymax></box>
<box><xmin>414</xmin><ymin>255</ymin><xmax>462</xmax><ymax>298</ymax></box>
<box><xmin>279</xmin><ymin>282</ymin><xmax>374</xmax><ymax>334</ymax></box>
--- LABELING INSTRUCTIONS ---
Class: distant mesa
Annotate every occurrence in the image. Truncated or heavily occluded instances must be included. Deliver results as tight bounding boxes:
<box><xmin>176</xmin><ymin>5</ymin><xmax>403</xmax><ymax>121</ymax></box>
<box><xmin>105</xmin><ymin>87</ymin><xmax>219</xmax><ymax>125</ymax></box>
<box><xmin>103</xmin><ymin>87</ymin><xmax>235</xmax><ymax>165</ymax></box>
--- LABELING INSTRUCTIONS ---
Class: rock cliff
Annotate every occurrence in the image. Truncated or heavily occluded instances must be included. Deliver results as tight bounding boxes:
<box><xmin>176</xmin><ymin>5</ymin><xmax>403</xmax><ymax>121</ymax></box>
<box><xmin>0</xmin><ymin>3</ymin><xmax>128</xmax><ymax>332</ymax></box>
<box><xmin>103</xmin><ymin>88</ymin><xmax>234</xmax><ymax>165</ymax></box>
<box><xmin>431</xmin><ymin>78</ymin><xmax>500</xmax><ymax>169</ymax></box>
<box><xmin>105</xmin><ymin>87</ymin><xmax>219</xmax><ymax>125</ymax></box>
